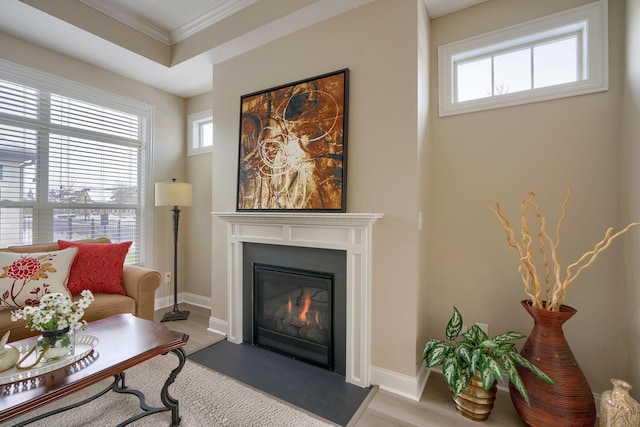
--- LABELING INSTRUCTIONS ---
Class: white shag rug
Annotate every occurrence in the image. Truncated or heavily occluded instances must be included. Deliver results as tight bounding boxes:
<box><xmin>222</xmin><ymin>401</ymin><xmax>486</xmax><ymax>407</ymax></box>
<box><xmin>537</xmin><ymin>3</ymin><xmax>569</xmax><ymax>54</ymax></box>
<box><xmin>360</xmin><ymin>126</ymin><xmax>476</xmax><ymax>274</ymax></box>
<box><xmin>4</xmin><ymin>354</ymin><xmax>335</xmax><ymax>427</ymax></box>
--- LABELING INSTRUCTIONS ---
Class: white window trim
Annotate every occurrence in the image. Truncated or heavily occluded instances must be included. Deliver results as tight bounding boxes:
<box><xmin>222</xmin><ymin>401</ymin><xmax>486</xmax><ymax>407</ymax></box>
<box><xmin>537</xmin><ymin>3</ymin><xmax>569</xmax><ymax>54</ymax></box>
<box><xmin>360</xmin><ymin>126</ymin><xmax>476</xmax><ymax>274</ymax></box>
<box><xmin>438</xmin><ymin>0</ymin><xmax>608</xmax><ymax>117</ymax></box>
<box><xmin>188</xmin><ymin>109</ymin><xmax>213</xmax><ymax>156</ymax></box>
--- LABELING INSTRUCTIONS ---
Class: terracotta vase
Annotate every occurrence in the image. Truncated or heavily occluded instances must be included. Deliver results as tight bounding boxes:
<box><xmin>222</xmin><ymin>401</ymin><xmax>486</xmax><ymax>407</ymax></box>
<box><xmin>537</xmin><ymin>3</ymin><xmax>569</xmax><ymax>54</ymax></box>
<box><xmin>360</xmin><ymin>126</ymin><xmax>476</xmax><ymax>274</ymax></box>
<box><xmin>509</xmin><ymin>300</ymin><xmax>596</xmax><ymax>427</ymax></box>
<box><xmin>453</xmin><ymin>372</ymin><xmax>497</xmax><ymax>422</ymax></box>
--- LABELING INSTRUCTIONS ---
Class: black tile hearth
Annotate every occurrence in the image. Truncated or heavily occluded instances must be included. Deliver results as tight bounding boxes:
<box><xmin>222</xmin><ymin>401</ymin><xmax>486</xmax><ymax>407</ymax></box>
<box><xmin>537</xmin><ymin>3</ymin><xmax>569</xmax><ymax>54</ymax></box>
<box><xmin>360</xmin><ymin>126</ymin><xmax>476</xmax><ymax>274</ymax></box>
<box><xmin>188</xmin><ymin>340</ymin><xmax>373</xmax><ymax>426</ymax></box>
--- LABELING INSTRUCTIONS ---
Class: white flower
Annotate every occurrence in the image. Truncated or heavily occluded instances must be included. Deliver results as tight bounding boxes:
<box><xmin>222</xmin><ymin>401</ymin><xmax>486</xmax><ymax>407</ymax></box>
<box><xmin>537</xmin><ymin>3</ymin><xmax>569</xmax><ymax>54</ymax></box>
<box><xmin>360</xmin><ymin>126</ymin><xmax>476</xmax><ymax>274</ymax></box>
<box><xmin>10</xmin><ymin>290</ymin><xmax>94</xmax><ymax>333</ymax></box>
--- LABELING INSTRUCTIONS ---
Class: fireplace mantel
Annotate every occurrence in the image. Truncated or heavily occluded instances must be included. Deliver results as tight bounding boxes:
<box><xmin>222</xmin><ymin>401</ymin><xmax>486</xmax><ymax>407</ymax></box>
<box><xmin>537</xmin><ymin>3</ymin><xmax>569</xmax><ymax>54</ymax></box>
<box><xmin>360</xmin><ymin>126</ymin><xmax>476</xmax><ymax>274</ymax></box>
<box><xmin>214</xmin><ymin>212</ymin><xmax>382</xmax><ymax>227</ymax></box>
<box><xmin>213</xmin><ymin>212</ymin><xmax>383</xmax><ymax>387</ymax></box>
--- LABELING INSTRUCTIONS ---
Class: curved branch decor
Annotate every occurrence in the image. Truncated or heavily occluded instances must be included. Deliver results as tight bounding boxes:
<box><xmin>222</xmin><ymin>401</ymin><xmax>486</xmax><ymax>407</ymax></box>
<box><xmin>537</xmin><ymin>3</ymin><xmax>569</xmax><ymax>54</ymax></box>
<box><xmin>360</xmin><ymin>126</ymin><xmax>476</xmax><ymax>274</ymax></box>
<box><xmin>237</xmin><ymin>69</ymin><xmax>348</xmax><ymax>212</ymax></box>
<box><xmin>491</xmin><ymin>188</ymin><xmax>640</xmax><ymax>311</ymax></box>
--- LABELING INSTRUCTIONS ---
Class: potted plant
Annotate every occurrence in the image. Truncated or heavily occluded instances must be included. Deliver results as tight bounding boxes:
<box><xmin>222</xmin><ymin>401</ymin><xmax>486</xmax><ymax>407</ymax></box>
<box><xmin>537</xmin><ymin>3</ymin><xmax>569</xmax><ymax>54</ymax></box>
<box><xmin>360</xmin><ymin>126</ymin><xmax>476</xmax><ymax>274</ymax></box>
<box><xmin>422</xmin><ymin>306</ymin><xmax>554</xmax><ymax>421</ymax></box>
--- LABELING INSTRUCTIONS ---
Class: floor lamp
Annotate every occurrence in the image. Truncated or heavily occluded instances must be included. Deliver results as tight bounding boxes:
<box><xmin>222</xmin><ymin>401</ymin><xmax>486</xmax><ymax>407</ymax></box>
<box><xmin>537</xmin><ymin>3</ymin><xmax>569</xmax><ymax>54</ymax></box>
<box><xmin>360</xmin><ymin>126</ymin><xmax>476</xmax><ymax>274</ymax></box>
<box><xmin>155</xmin><ymin>179</ymin><xmax>192</xmax><ymax>322</ymax></box>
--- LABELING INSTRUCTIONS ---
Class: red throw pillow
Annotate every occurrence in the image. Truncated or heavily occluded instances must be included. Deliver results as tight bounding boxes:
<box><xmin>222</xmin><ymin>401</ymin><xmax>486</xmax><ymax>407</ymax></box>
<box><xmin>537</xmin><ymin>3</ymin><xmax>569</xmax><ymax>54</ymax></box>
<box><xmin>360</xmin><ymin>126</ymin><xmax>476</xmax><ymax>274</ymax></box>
<box><xmin>57</xmin><ymin>240</ymin><xmax>132</xmax><ymax>295</ymax></box>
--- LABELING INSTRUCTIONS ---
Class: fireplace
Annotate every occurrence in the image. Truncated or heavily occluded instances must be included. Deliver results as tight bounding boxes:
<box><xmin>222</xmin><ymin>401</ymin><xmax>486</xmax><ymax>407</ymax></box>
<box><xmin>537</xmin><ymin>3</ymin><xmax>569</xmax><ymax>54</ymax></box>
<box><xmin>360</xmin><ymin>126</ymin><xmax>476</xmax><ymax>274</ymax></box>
<box><xmin>214</xmin><ymin>212</ymin><xmax>383</xmax><ymax>387</ymax></box>
<box><xmin>243</xmin><ymin>242</ymin><xmax>346</xmax><ymax>375</ymax></box>
<box><xmin>253</xmin><ymin>264</ymin><xmax>333</xmax><ymax>369</ymax></box>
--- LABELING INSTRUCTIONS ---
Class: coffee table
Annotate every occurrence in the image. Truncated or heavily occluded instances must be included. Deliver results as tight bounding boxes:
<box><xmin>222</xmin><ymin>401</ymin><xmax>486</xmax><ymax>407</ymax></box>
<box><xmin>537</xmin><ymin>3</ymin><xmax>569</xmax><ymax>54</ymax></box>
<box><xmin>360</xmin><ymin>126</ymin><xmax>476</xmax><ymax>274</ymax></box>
<box><xmin>0</xmin><ymin>314</ymin><xmax>189</xmax><ymax>426</ymax></box>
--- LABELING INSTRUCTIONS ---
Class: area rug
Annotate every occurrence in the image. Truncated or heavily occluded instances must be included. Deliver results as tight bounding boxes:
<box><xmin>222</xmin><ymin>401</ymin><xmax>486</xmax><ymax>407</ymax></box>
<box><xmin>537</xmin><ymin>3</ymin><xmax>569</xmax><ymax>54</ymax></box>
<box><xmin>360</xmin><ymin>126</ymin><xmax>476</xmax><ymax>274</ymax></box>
<box><xmin>189</xmin><ymin>341</ymin><xmax>374</xmax><ymax>426</ymax></box>
<box><xmin>4</xmin><ymin>353</ymin><xmax>334</xmax><ymax>427</ymax></box>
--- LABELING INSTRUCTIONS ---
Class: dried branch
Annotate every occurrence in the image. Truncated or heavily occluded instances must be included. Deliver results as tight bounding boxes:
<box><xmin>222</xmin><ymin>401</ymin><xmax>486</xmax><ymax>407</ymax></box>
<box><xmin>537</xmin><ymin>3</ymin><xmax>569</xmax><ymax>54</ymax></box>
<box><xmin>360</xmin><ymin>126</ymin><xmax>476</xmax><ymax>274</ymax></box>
<box><xmin>549</xmin><ymin>222</ymin><xmax>640</xmax><ymax>311</ymax></box>
<box><xmin>520</xmin><ymin>195</ymin><xmax>544</xmax><ymax>307</ymax></box>
<box><xmin>541</xmin><ymin>221</ymin><xmax>563</xmax><ymax>309</ymax></box>
<box><xmin>490</xmin><ymin>204</ymin><xmax>538</xmax><ymax>303</ymax></box>
<box><xmin>491</xmin><ymin>189</ymin><xmax>640</xmax><ymax>311</ymax></box>
<box><xmin>528</xmin><ymin>192</ymin><xmax>552</xmax><ymax>302</ymax></box>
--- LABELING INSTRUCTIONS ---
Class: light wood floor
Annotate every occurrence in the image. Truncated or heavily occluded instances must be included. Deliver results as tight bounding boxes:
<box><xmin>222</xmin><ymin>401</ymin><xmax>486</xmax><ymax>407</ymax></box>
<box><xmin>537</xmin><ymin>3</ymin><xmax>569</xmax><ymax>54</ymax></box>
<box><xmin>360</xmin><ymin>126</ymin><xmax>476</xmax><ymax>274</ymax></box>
<box><xmin>155</xmin><ymin>303</ymin><xmax>525</xmax><ymax>426</ymax></box>
<box><xmin>354</xmin><ymin>376</ymin><xmax>525</xmax><ymax>427</ymax></box>
<box><xmin>153</xmin><ymin>302</ymin><xmax>225</xmax><ymax>355</ymax></box>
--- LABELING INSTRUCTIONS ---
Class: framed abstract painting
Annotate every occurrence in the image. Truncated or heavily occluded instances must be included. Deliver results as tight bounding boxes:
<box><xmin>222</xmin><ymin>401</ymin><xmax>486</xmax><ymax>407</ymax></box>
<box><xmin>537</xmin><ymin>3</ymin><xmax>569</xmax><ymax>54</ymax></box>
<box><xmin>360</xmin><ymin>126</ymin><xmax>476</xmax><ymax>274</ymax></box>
<box><xmin>236</xmin><ymin>69</ymin><xmax>348</xmax><ymax>212</ymax></box>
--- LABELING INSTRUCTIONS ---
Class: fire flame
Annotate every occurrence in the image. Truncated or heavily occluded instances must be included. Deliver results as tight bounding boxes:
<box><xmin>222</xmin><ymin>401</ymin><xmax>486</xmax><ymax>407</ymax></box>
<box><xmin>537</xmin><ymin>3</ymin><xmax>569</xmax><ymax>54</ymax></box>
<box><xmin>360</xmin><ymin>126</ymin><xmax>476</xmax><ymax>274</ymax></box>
<box><xmin>298</xmin><ymin>293</ymin><xmax>311</xmax><ymax>324</ymax></box>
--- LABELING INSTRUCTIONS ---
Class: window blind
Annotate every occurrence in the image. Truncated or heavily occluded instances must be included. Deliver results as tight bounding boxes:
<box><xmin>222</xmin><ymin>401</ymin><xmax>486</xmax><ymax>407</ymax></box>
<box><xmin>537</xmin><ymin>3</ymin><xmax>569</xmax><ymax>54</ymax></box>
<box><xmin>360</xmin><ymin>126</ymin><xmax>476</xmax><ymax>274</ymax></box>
<box><xmin>0</xmin><ymin>62</ymin><xmax>150</xmax><ymax>265</ymax></box>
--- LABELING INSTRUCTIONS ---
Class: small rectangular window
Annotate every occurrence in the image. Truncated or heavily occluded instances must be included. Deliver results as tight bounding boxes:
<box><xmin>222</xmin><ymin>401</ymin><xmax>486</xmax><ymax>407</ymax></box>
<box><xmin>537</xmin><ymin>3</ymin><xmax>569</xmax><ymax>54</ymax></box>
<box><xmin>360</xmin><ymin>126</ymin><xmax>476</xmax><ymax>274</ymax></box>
<box><xmin>439</xmin><ymin>0</ymin><xmax>607</xmax><ymax>116</ymax></box>
<box><xmin>188</xmin><ymin>110</ymin><xmax>213</xmax><ymax>156</ymax></box>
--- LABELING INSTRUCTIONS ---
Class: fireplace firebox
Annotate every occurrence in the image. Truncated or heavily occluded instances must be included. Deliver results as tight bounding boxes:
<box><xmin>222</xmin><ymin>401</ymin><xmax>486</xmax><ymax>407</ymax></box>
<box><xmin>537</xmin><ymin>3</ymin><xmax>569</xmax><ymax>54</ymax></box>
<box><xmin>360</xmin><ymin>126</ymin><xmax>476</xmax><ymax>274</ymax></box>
<box><xmin>242</xmin><ymin>243</ymin><xmax>346</xmax><ymax>375</ymax></box>
<box><xmin>253</xmin><ymin>264</ymin><xmax>333</xmax><ymax>369</ymax></box>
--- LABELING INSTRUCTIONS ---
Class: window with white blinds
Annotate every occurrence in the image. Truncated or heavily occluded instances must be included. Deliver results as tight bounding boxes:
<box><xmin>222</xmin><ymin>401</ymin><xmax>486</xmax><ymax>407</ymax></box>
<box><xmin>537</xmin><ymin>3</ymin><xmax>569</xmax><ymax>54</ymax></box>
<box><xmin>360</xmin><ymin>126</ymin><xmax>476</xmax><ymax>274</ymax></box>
<box><xmin>0</xmin><ymin>60</ymin><xmax>151</xmax><ymax>265</ymax></box>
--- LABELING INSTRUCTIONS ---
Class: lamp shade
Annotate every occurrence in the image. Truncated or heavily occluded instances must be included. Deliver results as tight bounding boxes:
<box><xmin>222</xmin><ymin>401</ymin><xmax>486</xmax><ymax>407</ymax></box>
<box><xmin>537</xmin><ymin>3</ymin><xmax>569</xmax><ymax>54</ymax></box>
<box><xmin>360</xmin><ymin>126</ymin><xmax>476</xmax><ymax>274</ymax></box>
<box><xmin>155</xmin><ymin>181</ymin><xmax>192</xmax><ymax>207</ymax></box>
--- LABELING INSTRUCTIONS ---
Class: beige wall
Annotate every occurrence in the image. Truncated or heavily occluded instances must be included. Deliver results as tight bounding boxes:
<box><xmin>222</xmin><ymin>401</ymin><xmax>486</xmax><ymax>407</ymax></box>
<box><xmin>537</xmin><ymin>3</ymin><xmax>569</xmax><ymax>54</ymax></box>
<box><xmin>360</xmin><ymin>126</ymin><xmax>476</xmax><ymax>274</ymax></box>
<box><xmin>622</xmin><ymin>0</ymin><xmax>640</xmax><ymax>397</ymax></box>
<box><xmin>211</xmin><ymin>0</ymin><xmax>423</xmax><ymax>377</ymax></box>
<box><xmin>185</xmin><ymin>93</ymin><xmax>213</xmax><ymax>301</ymax></box>
<box><xmin>0</xmin><ymin>32</ymin><xmax>188</xmax><ymax>305</ymax></box>
<box><xmin>427</xmin><ymin>0</ymin><xmax>630</xmax><ymax>396</ymax></box>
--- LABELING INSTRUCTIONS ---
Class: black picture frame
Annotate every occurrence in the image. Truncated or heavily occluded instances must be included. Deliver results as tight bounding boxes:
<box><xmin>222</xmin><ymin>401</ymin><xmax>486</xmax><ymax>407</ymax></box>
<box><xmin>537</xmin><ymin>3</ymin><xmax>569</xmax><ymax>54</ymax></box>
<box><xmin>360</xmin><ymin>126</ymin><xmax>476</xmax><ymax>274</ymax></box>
<box><xmin>236</xmin><ymin>69</ymin><xmax>348</xmax><ymax>212</ymax></box>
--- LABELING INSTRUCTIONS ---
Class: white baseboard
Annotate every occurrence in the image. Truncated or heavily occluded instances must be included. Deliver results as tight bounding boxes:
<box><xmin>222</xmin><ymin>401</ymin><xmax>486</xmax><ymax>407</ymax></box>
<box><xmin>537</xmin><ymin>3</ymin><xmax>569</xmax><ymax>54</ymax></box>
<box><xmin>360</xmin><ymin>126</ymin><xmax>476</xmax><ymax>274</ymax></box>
<box><xmin>182</xmin><ymin>292</ymin><xmax>211</xmax><ymax>308</ymax></box>
<box><xmin>155</xmin><ymin>292</ymin><xmax>211</xmax><ymax>310</ymax></box>
<box><xmin>155</xmin><ymin>293</ymin><xmax>228</xmax><ymax>336</ymax></box>
<box><xmin>370</xmin><ymin>360</ymin><xmax>429</xmax><ymax>401</ymax></box>
<box><xmin>208</xmin><ymin>317</ymin><xmax>228</xmax><ymax>336</ymax></box>
<box><xmin>155</xmin><ymin>294</ymin><xmax>172</xmax><ymax>310</ymax></box>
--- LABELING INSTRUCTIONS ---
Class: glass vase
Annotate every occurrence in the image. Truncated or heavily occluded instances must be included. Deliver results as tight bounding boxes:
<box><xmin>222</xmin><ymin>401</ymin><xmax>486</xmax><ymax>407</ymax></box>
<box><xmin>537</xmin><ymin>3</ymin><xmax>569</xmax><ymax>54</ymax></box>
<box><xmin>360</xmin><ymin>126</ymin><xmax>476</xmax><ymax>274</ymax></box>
<box><xmin>36</xmin><ymin>327</ymin><xmax>75</xmax><ymax>363</ymax></box>
<box><xmin>600</xmin><ymin>379</ymin><xmax>640</xmax><ymax>427</ymax></box>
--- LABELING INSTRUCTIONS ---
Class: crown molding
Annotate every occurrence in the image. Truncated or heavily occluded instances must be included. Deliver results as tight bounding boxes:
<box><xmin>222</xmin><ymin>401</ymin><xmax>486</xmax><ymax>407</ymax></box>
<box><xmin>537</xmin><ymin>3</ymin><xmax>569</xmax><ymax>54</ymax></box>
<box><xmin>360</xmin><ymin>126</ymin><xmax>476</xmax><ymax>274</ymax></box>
<box><xmin>79</xmin><ymin>0</ymin><xmax>259</xmax><ymax>46</ymax></box>
<box><xmin>423</xmin><ymin>0</ymin><xmax>487</xmax><ymax>18</ymax></box>
<box><xmin>170</xmin><ymin>0</ymin><xmax>259</xmax><ymax>44</ymax></box>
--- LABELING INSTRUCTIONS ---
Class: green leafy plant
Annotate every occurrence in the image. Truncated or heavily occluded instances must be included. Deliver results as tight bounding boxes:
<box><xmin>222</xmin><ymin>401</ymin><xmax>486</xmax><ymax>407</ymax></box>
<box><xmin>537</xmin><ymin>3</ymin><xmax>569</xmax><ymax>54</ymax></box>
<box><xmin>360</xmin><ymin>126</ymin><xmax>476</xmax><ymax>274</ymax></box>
<box><xmin>422</xmin><ymin>307</ymin><xmax>554</xmax><ymax>405</ymax></box>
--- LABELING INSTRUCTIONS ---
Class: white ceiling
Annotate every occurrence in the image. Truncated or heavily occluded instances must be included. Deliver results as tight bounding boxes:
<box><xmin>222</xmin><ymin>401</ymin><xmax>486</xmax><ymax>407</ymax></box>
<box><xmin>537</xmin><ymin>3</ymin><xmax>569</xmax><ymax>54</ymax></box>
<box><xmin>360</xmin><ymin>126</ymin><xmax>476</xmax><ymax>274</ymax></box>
<box><xmin>425</xmin><ymin>0</ymin><xmax>488</xmax><ymax>18</ymax></box>
<box><xmin>78</xmin><ymin>0</ymin><xmax>262</xmax><ymax>45</ymax></box>
<box><xmin>0</xmin><ymin>0</ymin><xmax>486</xmax><ymax>98</ymax></box>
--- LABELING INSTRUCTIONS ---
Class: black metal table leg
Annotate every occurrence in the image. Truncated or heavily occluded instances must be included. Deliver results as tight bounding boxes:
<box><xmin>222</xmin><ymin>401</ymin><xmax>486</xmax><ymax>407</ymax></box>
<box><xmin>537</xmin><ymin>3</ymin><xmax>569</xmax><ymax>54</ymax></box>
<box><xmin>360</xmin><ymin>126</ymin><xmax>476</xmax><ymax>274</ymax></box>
<box><xmin>161</xmin><ymin>347</ymin><xmax>186</xmax><ymax>426</ymax></box>
<box><xmin>113</xmin><ymin>347</ymin><xmax>186</xmax><ymax>427</ymax></box>
<box><xmin>11</xmin><ymin>347</ymin><xmax>187</xmax><ymax>427</ymax></box>
<box><xmin>12</xmin><ymin>374</ymin><xmax>122</xmax><ymax>427</ymax></box>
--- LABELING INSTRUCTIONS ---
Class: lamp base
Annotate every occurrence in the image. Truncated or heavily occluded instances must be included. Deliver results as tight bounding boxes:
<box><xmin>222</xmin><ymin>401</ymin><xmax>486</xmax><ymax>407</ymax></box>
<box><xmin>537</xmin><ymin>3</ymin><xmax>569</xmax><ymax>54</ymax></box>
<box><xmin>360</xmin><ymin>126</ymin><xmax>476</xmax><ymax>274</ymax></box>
<box><xmin>161</xmin><ymin>308</ymin><xmax>190</xmax><ymax>322</ymax></box>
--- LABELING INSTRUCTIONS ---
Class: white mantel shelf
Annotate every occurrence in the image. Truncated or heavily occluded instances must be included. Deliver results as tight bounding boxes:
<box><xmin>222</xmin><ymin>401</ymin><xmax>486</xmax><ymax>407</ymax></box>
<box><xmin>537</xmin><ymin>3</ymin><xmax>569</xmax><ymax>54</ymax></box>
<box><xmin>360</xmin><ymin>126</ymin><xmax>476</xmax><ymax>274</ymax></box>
<box><xmin>212</xmin><ymin>211</ymin><xmax>383</xmax><ymax>388</ymax></box>
<box><xmin>212</xmin><ymin>212</ymin><xmax>383</xmax><ymax>226</ymax></box>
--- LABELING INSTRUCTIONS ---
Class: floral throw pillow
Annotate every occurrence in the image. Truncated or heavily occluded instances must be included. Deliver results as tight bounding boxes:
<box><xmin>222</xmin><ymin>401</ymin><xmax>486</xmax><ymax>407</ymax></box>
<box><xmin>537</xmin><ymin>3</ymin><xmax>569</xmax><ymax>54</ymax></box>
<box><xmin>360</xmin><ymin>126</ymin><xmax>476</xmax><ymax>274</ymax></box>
<box><xmin>0</xmin><ymin>247</ymin><xmax>78</xmax><ymax>310</ymax></box>
<box><xmin>57</xmin><ymin>240</ymin><xmax>132</xmax><ymax>295</ymax></box>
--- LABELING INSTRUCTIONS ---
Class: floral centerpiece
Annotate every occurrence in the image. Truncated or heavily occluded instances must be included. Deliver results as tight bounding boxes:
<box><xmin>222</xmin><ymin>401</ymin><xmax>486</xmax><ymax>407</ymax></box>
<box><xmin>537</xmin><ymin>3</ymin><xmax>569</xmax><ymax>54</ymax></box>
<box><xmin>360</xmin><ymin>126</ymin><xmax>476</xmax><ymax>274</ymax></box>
<box><xmin>490</xmin><ymin>188</ymin><xmax>640</xmax><ymax>311</ymax></box>
<box><xmin>12</xmin><ymin>290</ymin><xmax>94</xmax><ymax>367</ymax></box>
